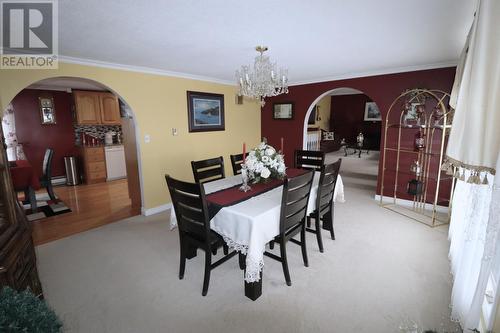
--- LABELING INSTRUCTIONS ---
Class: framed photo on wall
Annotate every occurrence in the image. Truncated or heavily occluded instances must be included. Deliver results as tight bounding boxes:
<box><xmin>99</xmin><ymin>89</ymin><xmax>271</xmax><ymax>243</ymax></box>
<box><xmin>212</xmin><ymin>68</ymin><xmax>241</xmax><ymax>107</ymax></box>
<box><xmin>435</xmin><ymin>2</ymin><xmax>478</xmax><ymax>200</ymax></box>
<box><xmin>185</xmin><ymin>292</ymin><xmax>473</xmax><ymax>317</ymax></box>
<box><xmin>187</xmin><ymin>91</ymin><xmax>225</xmax><ymax>132</ymax></box>
<box><xmin>38</xmin><ymin>96</ymin><xmax>56</xmax><ymax>125</ymax></box>
<box><xmin>364</xmin><ymin>102</ymin><xmax>381</xmax><ymax>121</ymax></box>
<box><xmin>273</xmin><ymin>102</ymin><xmax>294</xmax><ymax>120</ymax></box>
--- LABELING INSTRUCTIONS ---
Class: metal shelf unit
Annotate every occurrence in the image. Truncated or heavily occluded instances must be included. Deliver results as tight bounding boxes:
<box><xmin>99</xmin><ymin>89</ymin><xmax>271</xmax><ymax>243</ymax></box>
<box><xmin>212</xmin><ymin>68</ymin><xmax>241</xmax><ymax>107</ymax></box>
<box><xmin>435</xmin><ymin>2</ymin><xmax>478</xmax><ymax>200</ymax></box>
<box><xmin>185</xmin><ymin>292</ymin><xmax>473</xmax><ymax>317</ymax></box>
<box><xmin>380</xmin><ymin>88</ymin><xmax>456</xmax><ymax>227</ymax></box>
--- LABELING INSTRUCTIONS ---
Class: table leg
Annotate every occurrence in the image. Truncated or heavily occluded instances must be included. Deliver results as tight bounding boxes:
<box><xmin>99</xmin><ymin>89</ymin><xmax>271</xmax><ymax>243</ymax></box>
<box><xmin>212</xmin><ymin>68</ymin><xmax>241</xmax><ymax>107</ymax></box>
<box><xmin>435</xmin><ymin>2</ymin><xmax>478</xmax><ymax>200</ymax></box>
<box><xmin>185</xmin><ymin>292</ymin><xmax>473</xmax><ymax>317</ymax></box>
<box><xmin>28</xmin><ymin>187</ymin><xmax>37</xmax><ymax>213</ymax></box>
<box><xmin>244</xmin><ymin>270</ymin><xmax>262</xmax><ymax>301</ymax></box>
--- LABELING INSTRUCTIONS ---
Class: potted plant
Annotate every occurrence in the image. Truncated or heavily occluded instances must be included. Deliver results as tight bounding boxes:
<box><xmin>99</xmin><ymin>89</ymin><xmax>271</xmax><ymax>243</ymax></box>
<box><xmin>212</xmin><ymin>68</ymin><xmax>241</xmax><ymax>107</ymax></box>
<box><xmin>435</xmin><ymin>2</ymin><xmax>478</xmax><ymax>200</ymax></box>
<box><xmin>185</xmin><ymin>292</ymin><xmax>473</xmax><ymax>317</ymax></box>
<box><xmin>0</xmin><ymin>287</ymin><xmax>62</xmax><ymax>332</ymax></box>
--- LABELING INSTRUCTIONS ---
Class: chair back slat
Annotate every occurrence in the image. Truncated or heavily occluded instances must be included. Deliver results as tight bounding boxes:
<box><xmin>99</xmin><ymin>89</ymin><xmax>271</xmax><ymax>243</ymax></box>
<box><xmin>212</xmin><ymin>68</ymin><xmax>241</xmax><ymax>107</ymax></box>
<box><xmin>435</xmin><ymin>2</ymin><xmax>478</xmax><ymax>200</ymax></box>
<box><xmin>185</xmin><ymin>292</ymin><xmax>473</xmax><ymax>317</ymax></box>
<box><xmin>294</xmin><ymin>150</ymin><xmax>325</xmax><ymax>171</ymax></box>
<box><xmin>177</xmin><ymin>202</ymin><xmax>205</xmax><ymax>223</ymax></box>
<box><xmin>280</xmin><ymin>171</ymin><xmax>314</xmax><ymax>233</ymax></box>
<box><xmin>165</xmin><ymin>175</ymin><xmax>211</xmax><ymax>242</ymax></box>
<box><xmin>191</xmin><ymin>156</ymin><xmax>225</xmax><ymax>183</ymax></box>
<box><xmin>230</xmin><ymin>153</ymin><xmax>244</xmax><ymax>175</ymax></box>
<box><xmin>315</xmin><ymin>159</ymin><xmax>342</xmax><ymax>216</ymax></box>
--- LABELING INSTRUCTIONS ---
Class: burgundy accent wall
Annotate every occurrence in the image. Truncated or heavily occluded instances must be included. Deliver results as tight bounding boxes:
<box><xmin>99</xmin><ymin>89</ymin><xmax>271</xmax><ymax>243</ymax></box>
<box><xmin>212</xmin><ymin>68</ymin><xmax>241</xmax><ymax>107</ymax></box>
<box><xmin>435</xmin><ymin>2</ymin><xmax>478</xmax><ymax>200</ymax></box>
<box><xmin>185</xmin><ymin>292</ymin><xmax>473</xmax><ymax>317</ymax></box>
<box><xmin>330</xmin><ymin>94</ymin><xmax>381</xmax><ymax>150</ymax></box>
<box><xmin>261</xmin><ymin>67</ymin><xmax>456</xmax><ymax>195</ymax></box>
<box><xmin>12</xmin><ymin>89</ymin><xmax>76</xmax><ymax>179</ymax></box>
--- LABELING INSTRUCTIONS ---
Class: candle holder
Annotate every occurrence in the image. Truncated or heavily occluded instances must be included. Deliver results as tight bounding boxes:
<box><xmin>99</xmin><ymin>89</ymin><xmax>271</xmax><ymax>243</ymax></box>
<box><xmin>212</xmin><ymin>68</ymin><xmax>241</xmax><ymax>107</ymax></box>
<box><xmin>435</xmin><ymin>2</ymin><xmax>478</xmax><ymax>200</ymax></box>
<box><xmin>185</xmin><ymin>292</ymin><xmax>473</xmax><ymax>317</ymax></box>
<box><xmin>239</xmin><ymin>164</ymin><xmax>251</xmax><ymax>192</ymax></box>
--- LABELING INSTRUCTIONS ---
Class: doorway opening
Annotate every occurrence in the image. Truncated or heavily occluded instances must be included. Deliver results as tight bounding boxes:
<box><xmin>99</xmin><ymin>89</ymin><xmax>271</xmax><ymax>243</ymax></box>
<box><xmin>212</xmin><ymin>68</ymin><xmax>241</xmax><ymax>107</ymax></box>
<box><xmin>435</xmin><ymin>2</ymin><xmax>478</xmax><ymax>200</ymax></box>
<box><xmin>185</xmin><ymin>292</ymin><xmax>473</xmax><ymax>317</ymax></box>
<box><xmin>1</xmin><ymin>76</ymin><xmax>143</xmax><ymax>245</ymax></box>
<box><xmin>302</xmin><ymin>87</ymin><xmax>382</xmax><ymax>194</ymax></box>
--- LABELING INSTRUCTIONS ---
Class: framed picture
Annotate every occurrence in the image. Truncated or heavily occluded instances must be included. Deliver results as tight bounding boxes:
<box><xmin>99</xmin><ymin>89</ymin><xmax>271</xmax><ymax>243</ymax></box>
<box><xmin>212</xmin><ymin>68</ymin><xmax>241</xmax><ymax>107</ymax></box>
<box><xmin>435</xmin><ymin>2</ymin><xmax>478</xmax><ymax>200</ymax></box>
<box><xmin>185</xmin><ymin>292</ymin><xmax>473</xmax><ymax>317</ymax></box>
<box><xmin>404</xmin><ymin>103</ymin><xmax>421</xmax><ymax>122</ymax></box>
<box><xmin>38</xmin><ymin>96</ymin><xmax>56</xmax><ymax>125</ymax></box>
<box><xmin>187</xmin><ymin>91</ymin><xmax>225</xmax><ymax>132</ymax></box>
<box><xmin>273</xmin><ymin>102</ymin><xmax>294</xmax><ymax>120</ymax></box>
<box><xmin>364</xmin><ymin>102</ymin><xmax>381</xmax><ymax>121</ymax></box>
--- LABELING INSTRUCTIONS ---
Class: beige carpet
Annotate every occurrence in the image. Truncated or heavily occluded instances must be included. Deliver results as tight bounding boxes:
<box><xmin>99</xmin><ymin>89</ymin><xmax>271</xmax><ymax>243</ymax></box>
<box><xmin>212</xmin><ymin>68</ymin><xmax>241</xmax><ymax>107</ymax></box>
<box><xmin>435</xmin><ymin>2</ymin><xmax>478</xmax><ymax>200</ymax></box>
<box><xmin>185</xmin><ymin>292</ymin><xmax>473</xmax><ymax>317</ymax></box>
<box><xmin>35</xmin><ymin>165</ymin><xmax>458</xmax><ymax>332</ymax></box>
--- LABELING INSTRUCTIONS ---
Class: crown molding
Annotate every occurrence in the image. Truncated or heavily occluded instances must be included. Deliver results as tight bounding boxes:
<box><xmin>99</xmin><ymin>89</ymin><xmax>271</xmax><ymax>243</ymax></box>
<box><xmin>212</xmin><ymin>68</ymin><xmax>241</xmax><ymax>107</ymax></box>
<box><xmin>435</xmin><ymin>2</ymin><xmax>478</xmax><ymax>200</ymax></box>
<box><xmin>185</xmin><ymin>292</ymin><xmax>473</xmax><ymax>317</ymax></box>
<box><xmin>56</xmin><ymin>55</ymin><xmax>457</xmax><ymax>88</ymax></box>
<box><xmin>58</xmin><ymin>55</ymin><xmax>235</xmax><ymax>86</ymax></box>
<box><xmin>288</xmin><ymin>61</ymin><xmax>459</xmax><ymax>86</ymax></box>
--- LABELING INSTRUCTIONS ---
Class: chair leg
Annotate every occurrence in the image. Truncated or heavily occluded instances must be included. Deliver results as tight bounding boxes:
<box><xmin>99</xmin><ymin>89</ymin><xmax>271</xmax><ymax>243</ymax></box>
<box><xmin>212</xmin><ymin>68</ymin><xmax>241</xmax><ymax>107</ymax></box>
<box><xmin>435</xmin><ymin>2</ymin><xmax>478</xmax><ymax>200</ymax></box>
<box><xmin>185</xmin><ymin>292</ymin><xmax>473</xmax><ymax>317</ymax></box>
<box><xmin>300</xmin><ymin>223</ymin><xmax>309</xmax><ymax>267</ymax></box>
<box><xmin>223</xmin><ymin>244</ymin><xmax>229</xmax><ymax>255</ymax></box>
<box><xmin>202</xmin><ymin>250</ymin><xmax>212</xmax><ymax>296</ymax></box>
<box><xmin>306</xmin><ymin>216</ymin><xmax>311</xmax><ymax>228</ymax></box>
<box><xmin>329</xmin><ymin>207</ymin><xmax>336</xmax><ymax>240</ymax></box>
<box><xmin>314</xmin><ymin>216</ymin><xmax>324</xmax><ymax>253</ymax></box>
<box><xmin>269</xmin><ymin>240</ymin><xmax>274</xmax><ymax>250</ymax></box>
<box><xmin>26</xmin><ymin>187</ymin><xmax>37</xmax><ymax>213</ymax></box>
<box><xmin>179</xmin><ymin>242</ymin><xmax>186</xmax><ymax>280</ymax></box>
<box><xmin>46</xmin><ymin>182</ymin><xmax>57</xmax><ymax>202</ymax></box>
<box><xmin>238</xmin><ymin>252</ymin><xmax>246</xmax><ymax>270</ymax></box>
<box><xmin>280</xmin><ymin>240</ymin><xmax>291</xmax><ymax>286</ymax></box>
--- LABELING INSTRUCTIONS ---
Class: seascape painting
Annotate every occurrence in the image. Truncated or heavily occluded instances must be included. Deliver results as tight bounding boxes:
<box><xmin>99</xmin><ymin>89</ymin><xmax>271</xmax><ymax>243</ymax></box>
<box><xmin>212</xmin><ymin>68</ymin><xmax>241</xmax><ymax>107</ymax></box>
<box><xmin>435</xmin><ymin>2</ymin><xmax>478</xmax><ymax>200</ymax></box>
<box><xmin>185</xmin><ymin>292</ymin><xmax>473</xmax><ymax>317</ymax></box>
<box><xmin>193</xmin><ymin>98</ymin><xmax>221</xmax><ymax>126</ymax></box>
<box><xmin>187</xmin><ymin>91</ymin><xmax>225</xmax><ymax>132</ymax></box>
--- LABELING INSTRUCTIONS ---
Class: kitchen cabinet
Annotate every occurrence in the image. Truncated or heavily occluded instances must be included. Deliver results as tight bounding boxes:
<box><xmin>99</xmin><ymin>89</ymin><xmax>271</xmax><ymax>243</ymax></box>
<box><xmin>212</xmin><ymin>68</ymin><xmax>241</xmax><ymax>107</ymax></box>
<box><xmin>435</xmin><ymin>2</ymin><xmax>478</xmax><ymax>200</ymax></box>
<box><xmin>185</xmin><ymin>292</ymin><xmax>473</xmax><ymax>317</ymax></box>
<box><xmin>73</xmin><ymin>91</ymin><xmax>121</xmax><ymax>125</ymax></box>
<box><xmin>99</xmin><ymin>93</ymin><xmax>121</xmax><ymax>125</ymax></box>
<box><xmin>73</xmin><ymin>90</ymin><xmax>101</xmax><ymax>124</ymax></box>
<box><xmin>80</xmin><ymin>146</ymin><xmax>107</xmax><ymax>184</ymax></box>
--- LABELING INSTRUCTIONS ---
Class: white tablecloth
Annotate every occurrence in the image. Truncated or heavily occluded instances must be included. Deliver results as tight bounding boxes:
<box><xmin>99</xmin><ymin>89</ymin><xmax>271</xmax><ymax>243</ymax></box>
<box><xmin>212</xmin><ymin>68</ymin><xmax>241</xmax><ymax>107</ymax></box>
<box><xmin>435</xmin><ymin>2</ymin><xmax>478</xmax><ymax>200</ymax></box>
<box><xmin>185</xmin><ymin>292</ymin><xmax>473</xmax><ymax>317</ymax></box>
<box><xmin>170</xmin><ymin>173</ymin><xmax>345</xmax><ymax>282</ymax></box>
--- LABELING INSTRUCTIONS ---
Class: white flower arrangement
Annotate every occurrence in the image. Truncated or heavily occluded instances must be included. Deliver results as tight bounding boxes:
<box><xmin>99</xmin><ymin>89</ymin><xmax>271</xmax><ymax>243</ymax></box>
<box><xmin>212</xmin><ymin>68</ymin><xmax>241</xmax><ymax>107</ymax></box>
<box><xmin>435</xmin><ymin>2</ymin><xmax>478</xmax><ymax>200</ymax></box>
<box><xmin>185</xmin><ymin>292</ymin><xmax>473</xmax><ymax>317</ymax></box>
<box><xmin>244</xmin><ymin>141</ymin><xmax>286</xmax><ymax>183</ymax></box>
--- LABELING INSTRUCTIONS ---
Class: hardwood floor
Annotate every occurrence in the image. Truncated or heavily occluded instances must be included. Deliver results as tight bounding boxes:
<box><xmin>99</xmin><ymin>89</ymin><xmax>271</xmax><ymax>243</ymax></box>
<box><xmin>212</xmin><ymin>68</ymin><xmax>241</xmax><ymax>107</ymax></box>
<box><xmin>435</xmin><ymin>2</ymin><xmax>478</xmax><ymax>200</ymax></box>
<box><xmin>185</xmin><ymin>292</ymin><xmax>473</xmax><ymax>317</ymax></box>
<box><xmin>32</xmin><ymin>179</ymin><xmax>140</xmax><ymax>245</ymax></box>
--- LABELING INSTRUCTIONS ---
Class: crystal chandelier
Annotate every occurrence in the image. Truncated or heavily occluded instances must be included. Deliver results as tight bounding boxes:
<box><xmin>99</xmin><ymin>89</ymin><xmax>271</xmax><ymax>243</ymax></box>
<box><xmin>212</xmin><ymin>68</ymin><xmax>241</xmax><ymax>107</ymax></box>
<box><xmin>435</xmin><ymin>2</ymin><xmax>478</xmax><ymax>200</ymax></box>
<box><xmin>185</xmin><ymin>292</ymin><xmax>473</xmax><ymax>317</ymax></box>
<box><xmin>236</xmin><ymin>46</ymin><xmax>289</xmax><ymax>107</ymax></box>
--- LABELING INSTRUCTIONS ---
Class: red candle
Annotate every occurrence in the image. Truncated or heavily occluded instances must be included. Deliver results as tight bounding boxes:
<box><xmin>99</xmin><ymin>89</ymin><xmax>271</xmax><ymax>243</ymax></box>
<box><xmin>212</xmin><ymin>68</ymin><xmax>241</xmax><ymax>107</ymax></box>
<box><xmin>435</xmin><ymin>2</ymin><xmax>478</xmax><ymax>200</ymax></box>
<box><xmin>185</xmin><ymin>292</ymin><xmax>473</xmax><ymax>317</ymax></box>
<box><xmin>280</xmin><ymin>137</ymin><xmax>284</xmax><ymax>153</ymax></box>
<box><xmin>243</xmin><ymin>143</ymin><xmax>246</xmax><ymax>160</ymax></box>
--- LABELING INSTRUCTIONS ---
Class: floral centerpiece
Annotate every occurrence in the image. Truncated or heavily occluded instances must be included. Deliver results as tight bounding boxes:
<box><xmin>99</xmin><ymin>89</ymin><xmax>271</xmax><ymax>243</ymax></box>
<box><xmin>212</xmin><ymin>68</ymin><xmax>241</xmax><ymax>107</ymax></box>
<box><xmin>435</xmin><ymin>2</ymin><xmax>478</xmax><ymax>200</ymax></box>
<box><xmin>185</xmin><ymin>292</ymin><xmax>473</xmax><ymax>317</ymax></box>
<box><xmin>244</xmin><ymin>141</ymin><xmax>286</xmax><ymax>183</ymax></box>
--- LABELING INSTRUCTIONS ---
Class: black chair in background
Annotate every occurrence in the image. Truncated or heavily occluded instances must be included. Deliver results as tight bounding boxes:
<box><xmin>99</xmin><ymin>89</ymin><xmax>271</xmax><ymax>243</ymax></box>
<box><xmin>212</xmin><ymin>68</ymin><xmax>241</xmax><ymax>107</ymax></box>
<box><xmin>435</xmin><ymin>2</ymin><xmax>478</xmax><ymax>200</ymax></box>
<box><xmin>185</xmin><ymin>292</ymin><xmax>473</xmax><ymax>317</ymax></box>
<box><xmin>191</xmin><ymin>156</ymin><xmax>225</xmax><ymax>183</ymax></box>
<box><xmin>165</xmin><ymin>175</ymin><xmax>235</xmax><ymax>296</ymax></box>
<box><xmin>264</xmin><ymin>170</ymin><xmax>314</xmax><ymax>286</ymax></box>
<box><xmin>306</xmin><ymin>158</ymin><xmax>342</xmax><ymax>252</ymax></box>
<box><xmin>40</xmin><ymin>148</ymin><xmax>57</xmax><ymax>201</ymax></box>
<box><xmin>294</xmin><ymin>150</ymin><xmax>325</xmax><ymax>172</ymax></box>
<box><xmin>229</xmin><ymin>153</ymin><xmax>244</xmax><ymax>176</ymax></box>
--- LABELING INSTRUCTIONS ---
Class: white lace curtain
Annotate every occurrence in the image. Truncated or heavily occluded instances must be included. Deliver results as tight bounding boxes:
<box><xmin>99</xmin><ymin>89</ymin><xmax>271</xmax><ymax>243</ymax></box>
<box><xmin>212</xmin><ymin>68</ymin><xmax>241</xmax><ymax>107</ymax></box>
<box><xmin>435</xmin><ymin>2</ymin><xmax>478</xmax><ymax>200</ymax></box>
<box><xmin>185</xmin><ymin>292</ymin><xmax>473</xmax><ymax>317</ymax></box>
<box><xmin>1</xmin><ymin>103</ymin><xmax>20</xmax><ymax>161</ymax></box>
<box><xmin>447</xmin><ymin>0</ymin><xmax>500</xmax><ymax>330</ymax></box>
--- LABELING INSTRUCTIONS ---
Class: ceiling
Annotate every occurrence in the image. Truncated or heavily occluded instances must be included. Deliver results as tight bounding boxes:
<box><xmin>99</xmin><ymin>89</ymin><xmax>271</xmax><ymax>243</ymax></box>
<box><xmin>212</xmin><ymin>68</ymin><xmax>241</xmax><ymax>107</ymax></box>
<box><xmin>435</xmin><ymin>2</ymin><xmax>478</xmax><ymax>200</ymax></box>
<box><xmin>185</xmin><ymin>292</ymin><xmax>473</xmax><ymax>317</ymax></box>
<box><xmin>58</xmin><ymin>0</ymin><xmax>475</xmax><ymax>85</ymax></box>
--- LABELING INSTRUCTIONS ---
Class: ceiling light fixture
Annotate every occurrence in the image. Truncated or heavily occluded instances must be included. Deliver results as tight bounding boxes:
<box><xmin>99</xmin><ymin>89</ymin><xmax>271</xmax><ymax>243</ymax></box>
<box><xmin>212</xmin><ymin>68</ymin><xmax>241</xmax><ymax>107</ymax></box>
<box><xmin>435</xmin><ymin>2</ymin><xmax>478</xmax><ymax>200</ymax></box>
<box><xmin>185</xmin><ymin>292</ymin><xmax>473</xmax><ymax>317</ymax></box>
<box><xmin>236</xmin><ymin>46</ymin><xmax>289</xmax><ymax>107</ymax></box>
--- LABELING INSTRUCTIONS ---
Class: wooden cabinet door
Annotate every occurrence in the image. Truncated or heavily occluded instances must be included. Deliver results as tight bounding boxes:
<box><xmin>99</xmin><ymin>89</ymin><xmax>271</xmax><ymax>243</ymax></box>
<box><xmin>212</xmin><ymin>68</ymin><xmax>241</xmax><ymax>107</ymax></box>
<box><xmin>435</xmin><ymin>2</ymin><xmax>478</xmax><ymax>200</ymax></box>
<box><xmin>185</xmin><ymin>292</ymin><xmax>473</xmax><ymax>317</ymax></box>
<box><xmin>99</xmin><ymin>93</ymin><xmax>121</xmax><ymax>125</ymax></box>
<box><xmin>74</xmin><ymin>91</ymin><xmax>101</xmax><ymax>124</ymax></box>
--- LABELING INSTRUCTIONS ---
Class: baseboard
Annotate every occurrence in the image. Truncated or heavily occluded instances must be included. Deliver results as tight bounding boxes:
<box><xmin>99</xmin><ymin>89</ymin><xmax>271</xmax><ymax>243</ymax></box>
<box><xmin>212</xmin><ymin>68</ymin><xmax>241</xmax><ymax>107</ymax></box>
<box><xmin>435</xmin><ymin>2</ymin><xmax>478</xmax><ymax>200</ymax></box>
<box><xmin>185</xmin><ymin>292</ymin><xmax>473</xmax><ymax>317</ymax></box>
<box><xmin>374</xmin><ymin>194</ymin><xmax>449</xmax><ymax>213</ymax></box>
<box><xmin>142</xmin><ymin>203</ymin><xmax>172</xmax><ymax>217</ymax></box>
<box><xmin>52</xmin><ymin>177</ymin><xmax>67</xmax><ymax>186</ymax></box>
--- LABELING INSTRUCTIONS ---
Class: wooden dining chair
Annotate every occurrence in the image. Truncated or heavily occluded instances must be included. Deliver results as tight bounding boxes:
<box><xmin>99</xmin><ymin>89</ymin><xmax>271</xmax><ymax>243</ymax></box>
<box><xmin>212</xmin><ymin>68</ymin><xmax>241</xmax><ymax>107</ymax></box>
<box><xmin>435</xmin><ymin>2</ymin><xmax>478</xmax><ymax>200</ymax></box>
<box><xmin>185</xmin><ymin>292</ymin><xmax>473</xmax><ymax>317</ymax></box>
<box><xmin>191</xmin><ymin>156</ymin><xmax>225</xmax><ymax>183</ymax></box>
<box><xmin>39</xmin><ymin>148</ymin><xmax>57</xmax><ymax>201</ymax></box>
<box><xmin>306</xmin><ymin>158</ymin><xmax>342</xmax><ymax>252</ymax></box>
<box><xmin>229</xmin><ymin>153</ymin><xmax>244</xmax><ymax>175</ymax></box>
<box><xmin>294</xmin><ymin>149</ymin><xmax>325</xmax><ymax>172</ymax></box>
<box><xmin>165</xmin><ymin>175</ymin><xmax>235</xmax><ymax>296</ymax></box>
<box><xmin>264</xmin><ymin>170</ymin><xmax>314</xmax><ymax>286</ymax></box>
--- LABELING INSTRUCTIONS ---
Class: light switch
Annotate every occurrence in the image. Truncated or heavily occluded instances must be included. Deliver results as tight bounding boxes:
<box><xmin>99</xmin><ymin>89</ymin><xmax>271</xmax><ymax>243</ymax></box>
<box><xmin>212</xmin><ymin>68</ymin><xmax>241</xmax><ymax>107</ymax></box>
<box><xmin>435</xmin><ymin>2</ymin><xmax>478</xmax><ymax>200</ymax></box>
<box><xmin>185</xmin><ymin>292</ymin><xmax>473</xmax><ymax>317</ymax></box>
<box><xmin>172</xmin><ymin>128</ymin><xmax>178</xmax><ymax>136</ymax></box>
<box><xmin>144</xmin><ymin>134</ymin><xmax>151</xmax><ymax>143</ymax></box>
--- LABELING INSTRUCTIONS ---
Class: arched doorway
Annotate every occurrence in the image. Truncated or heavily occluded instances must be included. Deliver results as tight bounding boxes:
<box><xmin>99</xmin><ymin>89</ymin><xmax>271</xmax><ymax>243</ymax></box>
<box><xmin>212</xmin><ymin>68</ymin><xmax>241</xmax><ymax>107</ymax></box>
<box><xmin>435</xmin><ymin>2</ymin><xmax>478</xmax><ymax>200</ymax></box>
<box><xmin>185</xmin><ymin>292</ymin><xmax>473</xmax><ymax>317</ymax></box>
<box><xmin>302</xmin><ymin>87</ymin><xmax>382</xmax><ymax>194</ymax></box>
<box><xmin>2</xmin><ymin>76</ymin><xmax>143</xmax><ymax>244</ymax></box>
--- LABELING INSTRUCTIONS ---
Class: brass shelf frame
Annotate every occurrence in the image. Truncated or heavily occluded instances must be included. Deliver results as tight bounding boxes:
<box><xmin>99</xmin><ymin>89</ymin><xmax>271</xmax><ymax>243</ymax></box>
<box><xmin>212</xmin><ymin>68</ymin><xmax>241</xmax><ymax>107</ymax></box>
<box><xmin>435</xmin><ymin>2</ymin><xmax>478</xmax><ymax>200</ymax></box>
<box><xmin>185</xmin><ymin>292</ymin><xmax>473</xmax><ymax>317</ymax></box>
<box><xmin>380</xmin><ymin>88</ymin><xmax>456</xmax><ymax>227</ymax></box>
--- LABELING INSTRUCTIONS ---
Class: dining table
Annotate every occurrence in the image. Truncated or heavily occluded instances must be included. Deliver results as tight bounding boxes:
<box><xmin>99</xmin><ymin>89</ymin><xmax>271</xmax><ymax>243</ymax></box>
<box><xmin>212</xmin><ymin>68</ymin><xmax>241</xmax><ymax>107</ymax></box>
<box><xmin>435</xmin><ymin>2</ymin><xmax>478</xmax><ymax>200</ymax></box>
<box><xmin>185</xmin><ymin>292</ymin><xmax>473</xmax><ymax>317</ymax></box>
<box><xmin>9</xmin><ymin>160</ymin><xmax>40</xmax><ymax>212</ymax></box>
<box><xmin>170</xmin><ymin>169</ymin><xmax>345</xmax><ymax>300</ymax></box>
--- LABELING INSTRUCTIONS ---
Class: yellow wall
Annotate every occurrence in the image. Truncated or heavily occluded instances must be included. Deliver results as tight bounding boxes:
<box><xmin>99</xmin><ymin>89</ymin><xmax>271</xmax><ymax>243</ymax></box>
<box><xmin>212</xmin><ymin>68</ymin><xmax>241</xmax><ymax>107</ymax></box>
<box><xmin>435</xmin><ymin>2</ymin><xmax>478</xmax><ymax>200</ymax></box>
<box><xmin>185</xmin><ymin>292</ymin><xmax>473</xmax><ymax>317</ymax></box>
<box><xmin>313</xmin><ymin>95</ymin><xmax>331</xmax><ymax>131</ymax></box>
<box><xmin>0</xmin><ymin>62</ymin><xmax>261</xmax><ymax>211</ymax></box>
